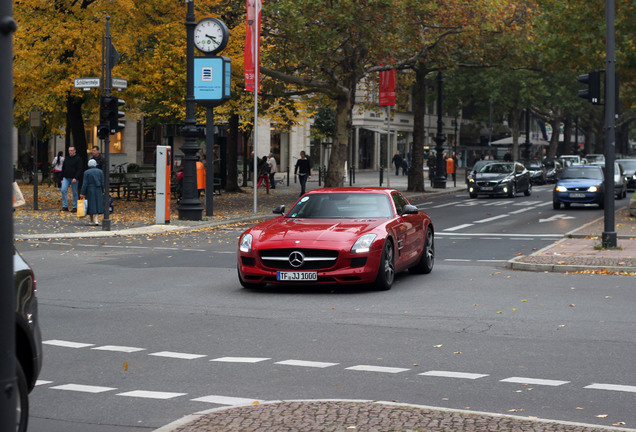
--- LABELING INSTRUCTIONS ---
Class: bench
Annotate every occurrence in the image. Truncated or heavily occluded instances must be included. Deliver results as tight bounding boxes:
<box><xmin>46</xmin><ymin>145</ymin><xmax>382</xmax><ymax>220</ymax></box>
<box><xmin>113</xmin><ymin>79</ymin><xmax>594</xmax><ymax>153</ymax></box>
<box><xmin>109</xmin><ymin>173</ymin><xmax>126</xmax><ymax>198</ymax></box>
<box><xmin>124</xmin><ymin>172</ymin><xmax>156</xmax><ymax>201</ymax></box>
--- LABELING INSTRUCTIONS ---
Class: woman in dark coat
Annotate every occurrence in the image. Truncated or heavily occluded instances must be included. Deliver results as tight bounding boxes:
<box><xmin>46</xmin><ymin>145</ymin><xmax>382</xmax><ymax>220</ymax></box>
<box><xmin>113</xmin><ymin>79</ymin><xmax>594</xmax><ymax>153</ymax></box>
<box><xmin>80</xmin><ymin>159</ymin><xmax>104</xmax><ymax>226</ymax></box>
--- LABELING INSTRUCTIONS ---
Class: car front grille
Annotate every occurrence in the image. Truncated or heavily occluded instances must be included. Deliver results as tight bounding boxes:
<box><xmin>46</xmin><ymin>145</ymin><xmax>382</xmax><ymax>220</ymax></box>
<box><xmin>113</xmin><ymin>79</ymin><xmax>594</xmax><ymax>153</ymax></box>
<box><xmin>259</xmin><ymin>248</ymin><xmax>339</xmax><ymax>270</ymax></box>
<box><xmin>476</xmin><ymin>181</ymin><xmax>498</xmax><ymax>187</ymax></box>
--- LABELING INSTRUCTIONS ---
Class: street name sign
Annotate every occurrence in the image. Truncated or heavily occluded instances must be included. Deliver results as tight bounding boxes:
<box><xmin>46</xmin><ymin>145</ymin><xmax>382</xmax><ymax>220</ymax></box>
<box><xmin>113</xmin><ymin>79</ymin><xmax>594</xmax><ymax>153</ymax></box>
<box><xmin>74</xmin><ymin>77</ymin><xmax>100</xmax><ymax>90</ymax></box>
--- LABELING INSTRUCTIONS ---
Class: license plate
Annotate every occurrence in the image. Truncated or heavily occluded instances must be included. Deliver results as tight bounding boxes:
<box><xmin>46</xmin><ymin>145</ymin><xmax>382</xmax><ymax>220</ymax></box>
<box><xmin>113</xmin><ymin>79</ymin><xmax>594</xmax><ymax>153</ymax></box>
<box><xmin>481</xmin><ymin>187</ymin><xmax>493</xmax><ymax>191</ymax></box>
<box><xmin>569</xmin><ymin>193</ymin><xmax>586</xmax><ymax>198</ymax></box>
<box><xmin>277</xmin><ymin>271</ymin><xmax>318</xmax><ymax>281</ymax></box>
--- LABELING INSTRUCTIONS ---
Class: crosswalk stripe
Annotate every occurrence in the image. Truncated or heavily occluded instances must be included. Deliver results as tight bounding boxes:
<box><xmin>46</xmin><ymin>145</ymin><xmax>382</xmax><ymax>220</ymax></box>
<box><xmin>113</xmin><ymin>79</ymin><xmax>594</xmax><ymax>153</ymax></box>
<box><xmin>585</xmin><ymin>383</ymin><xmax>636</xmax><ymax>393</ymax></box>
<box><xmin>51</xmin><ymin>384</ymin><xmax>116</xmax><ymax>393</ymax></box>
<box><xmin>149</xmin><ymin>351</ymin><xmax>206</xmax><ymax>360</ymax></box>
<box><xmin>500</xmin><ymin>377</ymin><xmax>569</xmax><ymax>386</ymax></box>
<box><xmin>192</xmin><ymin>395</ymin><xmax>264</xmax><ymax>405</ymax></box>
<box><xmin>117</xmin><ymin>390</ymin><xmax>186</xmax><ymax>399</ymax></box>
<box><xmin>275</xmin><ymin>360</ymin><xmax>339</xmax><ymax>368</ymax></box>
<box><xmin>92</xmin><ymin>345</ymin><xmax>145</xmax><ymax>353</ymax></box>
<box><xmin>346</xmin><ymin>365</ymin><xmax>410</xmax><ymax>374</ymax></box>
<box><xmin>43</xmin><ymin>340</ymin><xmax>94</xmax><ymax>349</ymax></box>
<box><xmin>211</xmin><ymin>357</ymin><xmax>271</xmax><ymax>363</ymax></box>
<box><xmin>420</xmin><ymin>371</ymin><xmax>489</xmax><ymax>380</ymax></box>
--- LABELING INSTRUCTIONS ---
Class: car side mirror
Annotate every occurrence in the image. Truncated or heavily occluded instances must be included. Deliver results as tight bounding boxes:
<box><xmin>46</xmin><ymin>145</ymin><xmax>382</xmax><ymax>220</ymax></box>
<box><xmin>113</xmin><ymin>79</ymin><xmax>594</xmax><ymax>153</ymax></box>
<box><xmin>402</xmin><ymin>204</ymin><xmax>419</xmax><ymax>215</ymax></box>
<box><xmin>273</xmin><ymin>205</ymin><xmax>285</xmax><ymax>215</ymax></box>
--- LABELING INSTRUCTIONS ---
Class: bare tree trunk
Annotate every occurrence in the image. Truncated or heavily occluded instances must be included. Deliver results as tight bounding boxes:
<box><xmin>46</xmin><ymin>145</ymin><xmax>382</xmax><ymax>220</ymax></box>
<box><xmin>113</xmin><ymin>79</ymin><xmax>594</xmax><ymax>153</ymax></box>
<box><xmin>325</xmin><ymin>95</ymin><xmax>351</xmax><ymax>187</ymax></box>
<box><xmin>408</xmin><ymin>64</ymin><xmax>428</xmax><ymax>192</ymax></box>
<box><xmin>548</xmin><ymin>117</ymin><xmax>561</xmax><ymax>159</ymax></box>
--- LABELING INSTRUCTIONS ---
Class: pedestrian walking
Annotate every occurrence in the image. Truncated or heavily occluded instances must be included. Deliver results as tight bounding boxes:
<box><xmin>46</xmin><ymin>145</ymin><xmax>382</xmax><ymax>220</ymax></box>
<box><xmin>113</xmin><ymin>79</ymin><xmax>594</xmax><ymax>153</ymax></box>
<box><xmin>51</xmin><ymin>151</ymin><xmax>64</xmax><ymax>188</ymax></box>
<box><xmin>294</xmin><ymin>151</ymin><xmax>312</xmax><ymax>196</ymax></box>
<box><xmin>267</xmin><ymin>153</ymin><xmax>277</xmax><ymax>189</ymax></box>
<box><xmin>392</xmin><ymin>151</ymin><xmax>403</xmax><ymax>175</ymax></box>
<box><xmin>60</xmin><ymin>146</ymin><xmax>82</xmax><ymax>211</ymax></box>
<box><xmin>80</xmin><ymin>159</ymin><xmax>104</xmax><ymax>226</ymax></box>
<box><xmin>427</xmin><ymin>151</ymin><xmax>436</xmax><ymax>186</ymax></box>
<box><xmin>256</xmin><ymin>156</ymin><xmax>270</xmax><ymax>193</ymax></box>
<box><xmin>91</xmin><ymin>145</ymin><xmax>104</xmax><ymax>170</ymax></box>
<box><xmin>401</xmin><ymin>159</ymin><xmax>408</xmax><ymax>176</ymax></box>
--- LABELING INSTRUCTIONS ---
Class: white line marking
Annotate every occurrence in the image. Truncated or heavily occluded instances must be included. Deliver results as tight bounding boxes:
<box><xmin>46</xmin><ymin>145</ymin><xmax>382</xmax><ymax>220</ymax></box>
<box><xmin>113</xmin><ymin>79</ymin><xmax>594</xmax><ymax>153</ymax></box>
<box><xmin>500</xmin><ymin>377</ymin><xmax>569</xmax><ymax>386</ymax></box>
<box><xmin>117</xmin><ymin>390</ymin><xmax>186</xmax><ymax>399</ymax></box>
<box><xmin>477</xmin><ymin>259</ymin><xmax>508</xmax><ymax>263</ymax></box>
<box><xmin>435</xmin><ymin>233</ymin><xmax>562</xmax><ymax>238</ymax></box>
<box><xmin>50</xmin><ymin>242</ymin><xmax>72</xmax><ymax>246</ymax></box>
<box><xmin>43</xmin><ymin>340</ymin><xmax>94</xmax><ymax>349</ymax></box>
<box><xmin>480</xmin><ymin>237</ymin><xmax>502</xmax><ymax>240</ymax></box>
<box><xmin>346</xmin><ymin>365</ymin><xmax>410</xmax><ymax>374</ymax></box>
<box><xmin>192</xmin><ymin>395</ymin><xmax>265</xmax><ymax>405</ymax></box>
<box><xmin>443</xmin><ymin>224</ymin><xmax>474</xmax><ymax>232</ymax></box>
<box><xmin>275</xmin><ymin>360</ymin><xmax>339</xmax><ymax>368</ymax></box>
<box><xmin>585</xmin><ymin>383</ymin><xmax>636</xmax><ymax>393</ymax></box>
<box><xmin>509</xmin><ymin>207</ymin><xmax>537</xmax><ymax>214</ymax></box>
<box><xmin>149</xmin><ymin>351</ymin><xmax>206</xmax><ymax>360</ymax></box>
<box><xmin>420</xmin><ymin>371</ymin><xmax>489</xmax><ymax>380</ymax></box>
<box><xmin>431</xmin><ymin>201</ymin><xmax>464</xmax><ymax>208</ymax></box>
<box><xmin>211</xmin><ymin>357</ymin><xmax>271</xmax><ymax>363</ymax></box>
<box><xmin>444</xmin><ymin>259</ymin><xmax>471</xmax><ymax>262</ymax></box>
<box><xmin>474</xmin><ymin>214</ymin><xmax>508</xmax><ymax>223</ymax></box>
<box><xmin>154</xmin><ymin>247</ymin><xmax>181</xmax><ymax>250</ymax></box>
<box><xmin>35</xmin><ymin>380</ymin><xmax>53</xmax><ymax>386</ymax></box>
<box><xmin>102</xmin><ymin>245</ymin><xmax>125</xmax><ymax>248</ymax></box>
<box><xmin>92</xmin><ymin>345</ymin><xmax>145</xmax><ymax>353</ymax></box>
<box><xmin>51</xmin><ymin>384</ymin><xmax>116</xmax><ymax>393</ymax></box>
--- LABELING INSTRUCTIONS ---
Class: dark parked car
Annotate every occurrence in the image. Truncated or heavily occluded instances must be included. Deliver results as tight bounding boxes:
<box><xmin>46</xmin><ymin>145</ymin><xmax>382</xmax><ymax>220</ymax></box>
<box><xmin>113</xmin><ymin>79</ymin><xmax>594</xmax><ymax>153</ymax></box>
<box><xmin>521</xmin><ymin>159</ymin><xmax>547</xmax><ymax>184</ymax></box>
<box><xmin>590</xmin><ymin>161</ymin><xmax>627</xmax><ymax>199</ymax></box>
<box><xmin>467</xmin><ymin>161</ymin><xmax>532</xmax><ymax>198</ymax></box>
<box><xmin>543</xmin><ymin>159</ymin><xmax>564</xmax><ymax>183</ymax></box>
<box><xmin>616</xmin><ymin>159</ymin><xmax>636</xmax><ymax>191</ymax></box>
<box><xmin>553</xmin><ymin>165</ymin><xmax>605</xmax><ymax>209</ymax></box>
<box><xmin>14</xmin><ymin>248</ymin><xmax>43</xmax><ymax>432</ymax></box>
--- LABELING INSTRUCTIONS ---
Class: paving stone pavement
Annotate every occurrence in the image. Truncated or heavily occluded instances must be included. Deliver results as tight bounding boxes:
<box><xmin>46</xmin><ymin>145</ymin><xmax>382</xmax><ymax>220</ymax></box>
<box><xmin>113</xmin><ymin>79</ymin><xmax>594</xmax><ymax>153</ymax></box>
<box><xmin>156</xmin><ymin>400</ymin><xmax>635</xmax><ymax>432</ymax></box>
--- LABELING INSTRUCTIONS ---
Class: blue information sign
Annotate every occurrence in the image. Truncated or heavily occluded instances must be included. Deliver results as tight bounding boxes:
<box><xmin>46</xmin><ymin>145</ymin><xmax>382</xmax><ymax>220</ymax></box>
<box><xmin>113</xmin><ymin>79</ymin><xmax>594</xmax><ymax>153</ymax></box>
<box><xmin>194</xmin><ymin>56</ymin><xmax>231</xmax><ymax>107</ymax></box>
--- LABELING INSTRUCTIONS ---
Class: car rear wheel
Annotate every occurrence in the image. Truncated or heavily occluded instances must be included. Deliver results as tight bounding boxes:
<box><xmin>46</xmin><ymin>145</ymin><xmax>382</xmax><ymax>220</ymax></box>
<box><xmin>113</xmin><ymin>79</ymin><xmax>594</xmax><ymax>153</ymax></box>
<box><xmin>409</xmin><ymin>227</ymin><xmax>434</xmax><ymax>274</ymax></box>
<box><xmin>373</xmin><ymin>240</ymin><xmax>395</xmax><ymax>291</ymax></box>
<box><xmin>16</xmin><ymin>360</ymin><xmax>28</xmax><ymax>432</ymax></box>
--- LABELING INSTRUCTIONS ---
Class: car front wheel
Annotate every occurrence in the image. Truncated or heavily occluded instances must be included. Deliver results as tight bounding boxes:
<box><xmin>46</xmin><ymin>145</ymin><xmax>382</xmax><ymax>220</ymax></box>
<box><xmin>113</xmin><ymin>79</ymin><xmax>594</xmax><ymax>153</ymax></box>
<box><xmin>16</xmin><ymin>360</ymin><xmax>28</xmax><ymax>432</ymax></box>
<box><xmin>553</xmin><ymin>200</ymin><xmax>561</xmax><ymax>210</ymax></box>
<box><xmin>374</xmin><ymin>240</ymin><xmax>395</xmax><ymax>291</ymax></box>
<box><xmin>524</xmin><ymin>182</ymin><xmax>532</xmax><ymax>196</ymax></box>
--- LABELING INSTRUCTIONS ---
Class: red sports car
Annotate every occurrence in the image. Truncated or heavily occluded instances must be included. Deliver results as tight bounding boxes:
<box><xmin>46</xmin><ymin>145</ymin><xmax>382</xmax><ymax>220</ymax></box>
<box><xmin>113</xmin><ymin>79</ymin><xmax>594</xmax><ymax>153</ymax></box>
<box><xmin>237</xmin><ymin>187</ymin><xmax>434</xmax><ymax>290</ymax></box>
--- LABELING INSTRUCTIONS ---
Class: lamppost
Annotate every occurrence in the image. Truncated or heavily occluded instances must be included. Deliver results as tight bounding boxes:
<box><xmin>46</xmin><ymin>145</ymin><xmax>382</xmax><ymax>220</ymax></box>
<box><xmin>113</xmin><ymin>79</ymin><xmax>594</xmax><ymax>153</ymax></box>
<box><xmin>179</xmin><ymin>0</ymin><xmax>204</xmax><ymax>220</ymax></box>
<box><xmin>433</xmin><ymin>72</ymin><xmax>446</xmax><ymax>188</ymax></box>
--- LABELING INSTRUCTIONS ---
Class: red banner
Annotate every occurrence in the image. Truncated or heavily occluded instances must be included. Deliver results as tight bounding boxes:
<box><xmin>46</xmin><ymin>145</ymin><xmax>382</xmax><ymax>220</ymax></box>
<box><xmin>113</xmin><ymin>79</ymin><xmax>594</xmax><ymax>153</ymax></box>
<box><xmin>245</xmin><ymin>0</ymin><xmax>262</xmax><ymax>92</ymax></box>
<box><xmin>379</xmin><ymin>69</ymin><xmax>396</xmax><ymax>106</ymax></box>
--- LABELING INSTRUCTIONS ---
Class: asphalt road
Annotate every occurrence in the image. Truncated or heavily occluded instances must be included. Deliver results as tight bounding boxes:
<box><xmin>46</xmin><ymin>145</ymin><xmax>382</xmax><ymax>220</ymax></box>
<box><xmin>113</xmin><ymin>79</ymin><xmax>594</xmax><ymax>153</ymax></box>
<box><xmin>22</xmin><ymin>184</ymin><xmax>635</xmax><ymax>431</ymax></box>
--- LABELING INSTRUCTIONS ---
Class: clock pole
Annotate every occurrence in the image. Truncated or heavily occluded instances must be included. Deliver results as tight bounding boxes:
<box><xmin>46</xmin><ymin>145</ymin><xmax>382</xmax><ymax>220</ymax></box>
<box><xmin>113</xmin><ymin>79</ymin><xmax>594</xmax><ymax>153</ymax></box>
<box><xmin>179</xmin><ymin>0</ymin><xmax>204</xmax><ymax>220</ymax></box>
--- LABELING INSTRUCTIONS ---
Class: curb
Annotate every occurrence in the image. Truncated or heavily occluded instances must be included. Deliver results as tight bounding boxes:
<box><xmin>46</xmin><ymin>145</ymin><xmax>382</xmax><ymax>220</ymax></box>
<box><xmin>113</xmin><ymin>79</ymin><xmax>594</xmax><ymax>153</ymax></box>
<box><xmin>153</xmin><ymin>399</ymin><xmax>636</xmax><ymax>432</ymax></box>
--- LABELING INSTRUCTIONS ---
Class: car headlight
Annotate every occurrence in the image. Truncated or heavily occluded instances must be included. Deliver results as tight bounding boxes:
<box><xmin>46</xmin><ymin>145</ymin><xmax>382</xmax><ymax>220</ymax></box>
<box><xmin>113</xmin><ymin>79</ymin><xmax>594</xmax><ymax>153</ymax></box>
<box><xmin>555</xmin><ymin>185</ymin><xmax>567</xmax><ymax>192</ymax></box>
<box><xmin>351</xmin><ymin>234</ymin><xmax>376</xmax><ymax>254</ymax></box>
<box><xmin>239</xmin><ymin>233</ymin><xmax>253</xmax><ymax>253</ymax></box>
<box><xmin>468</xmin><ymin>178</ymin><xmax>475</xmax><ymax>183</ymax></box>
<box><xmin>587</xmin><ymin>186</ymin><xmax>599</xmax><ymax>192</ymax></box>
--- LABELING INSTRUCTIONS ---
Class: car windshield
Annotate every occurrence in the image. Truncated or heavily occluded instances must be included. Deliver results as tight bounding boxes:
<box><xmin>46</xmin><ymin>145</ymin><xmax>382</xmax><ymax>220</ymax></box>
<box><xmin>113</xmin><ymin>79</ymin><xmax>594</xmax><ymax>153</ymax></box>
<box><xmin>478</xmin><ymin>163</ymin><xmax>513</xmax><ymax>174</ymax></box>
<box><xmin>617</xmin><ymin>160</ymin><xmax>636</xmax><ymax>170</ymax></box>
<box><xmin>544</xmin><ymin>160</ymin><xmax>558</xmax><ymax>168</ymax></box>
<box><xmin>560</xmin><ymin>167</ymin><xmax>603</xmax><ymax>180</ymax></box>
<box><xmin>286</xmin><ymin>193</ymin><xmax>393</xmax><ymax>219</ymax></box>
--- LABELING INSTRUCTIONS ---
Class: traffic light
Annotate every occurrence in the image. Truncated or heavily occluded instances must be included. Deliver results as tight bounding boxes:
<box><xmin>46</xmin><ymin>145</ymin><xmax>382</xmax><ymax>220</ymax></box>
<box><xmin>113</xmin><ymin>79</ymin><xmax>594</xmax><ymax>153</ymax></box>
<box><xmin>577</xmin><ymin>70</ymin><xmax>602</xmax><ymax>105</ymax></box>
<box><xmin>98</xmin><ymin>95</ymin><xmax>115</xmax><ymax>139</ymax></box>
<box><xmin>108</xmin><ymin>97</ymin><xmax>125</xmax><ymax>133</ymax></box>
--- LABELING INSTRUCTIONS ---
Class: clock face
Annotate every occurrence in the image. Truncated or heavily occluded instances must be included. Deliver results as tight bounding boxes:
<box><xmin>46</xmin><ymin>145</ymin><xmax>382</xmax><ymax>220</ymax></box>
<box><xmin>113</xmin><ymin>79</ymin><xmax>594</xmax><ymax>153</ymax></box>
<box><xmin>194</xmin><ymin>18</ymin><xmax>228</xmax><ymax>54</ymax></box>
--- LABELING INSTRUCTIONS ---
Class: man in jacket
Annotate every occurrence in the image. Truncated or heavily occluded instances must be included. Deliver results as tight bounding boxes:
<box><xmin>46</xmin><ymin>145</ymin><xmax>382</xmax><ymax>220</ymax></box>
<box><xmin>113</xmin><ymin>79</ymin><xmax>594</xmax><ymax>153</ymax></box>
<box><xmin>60</xmin><ymin>146</ymin><xmax>83</xmax><ymax>211</ymax></box>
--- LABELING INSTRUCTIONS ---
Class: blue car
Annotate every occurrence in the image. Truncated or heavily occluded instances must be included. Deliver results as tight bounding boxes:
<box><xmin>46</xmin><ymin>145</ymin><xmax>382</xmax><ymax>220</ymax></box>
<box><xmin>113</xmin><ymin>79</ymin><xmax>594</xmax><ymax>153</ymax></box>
<box><xmin>553</xmin><ymin>166</ymin><xmax>605</xmax><ymax>209</ymax></box>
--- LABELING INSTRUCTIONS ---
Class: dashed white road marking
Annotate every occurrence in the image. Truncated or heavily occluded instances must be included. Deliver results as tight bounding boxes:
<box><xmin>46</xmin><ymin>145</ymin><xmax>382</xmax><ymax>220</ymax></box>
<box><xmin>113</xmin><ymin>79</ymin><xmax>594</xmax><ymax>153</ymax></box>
<box><xmin>346</xmin><ymin>365</ymin><xmax>410</xmax><ymax>374</ymax></box>
<box><xmin>35</xmin><ymin>380</ymin><xmax>53</xmax><ymax>386</ymax></box>
<box><xmin>117</xmin><ymin>390</ymin><xmax>186</xmax><ymax>399</ymax></box>
<box><xmin>500</xmin><ymin>377</ymin><xmax>570</xmax><ymax>386</ymax></box>
<box><xmin>211</xmin><ymin>357</ymin><xmax>271</xmax><ymax>363</ymax></box>
<box><xmin>92</xmin><ymin>345</ymin><xmax>146</xmax><ymax>353</ymax></box>
<box><xmin>420</xmin><ymin>371</ymin><xmax>489</xmax><ymax>380</ymax></box>
<box><xmin>443</xmin><ymin>224</ymin><xmax>474</xmax><ymax>232</ymax></box>
<box><xmin>43</xmin><ymin>340</ymin><xmax>95</xmax><ymax>349</ymax></box>
<box><xmin>275</xmin><ymin>360</ymin><xmax>339</xmax><ymax>368</ymax></box>
<box><xmin>149</xmin><ymin>351</ymin><xmax>207</xmax><ymax>360</ymax></box>
<box><xmin>585</xmin><ymin>383</ymin><xmax>636</xmax><ymax>393</ymax></box>
<box><xmin>444</xmin><ymin>259</ymin><xmax>471</xmax><ymax>262</ymax></box>
<box><xmin>192</xmin><ymin>395</ymin><xmax>264</xmax><ymax>405</ymax></box>
<box><xmin>51</xmin><ymin>384</ymin><xmax>116</xmax><ymax>393</ymax></box>
<box><xmin>474</xmin><ymin>214</ymin><xmax>508</xmax><ymax>223</ymax></box>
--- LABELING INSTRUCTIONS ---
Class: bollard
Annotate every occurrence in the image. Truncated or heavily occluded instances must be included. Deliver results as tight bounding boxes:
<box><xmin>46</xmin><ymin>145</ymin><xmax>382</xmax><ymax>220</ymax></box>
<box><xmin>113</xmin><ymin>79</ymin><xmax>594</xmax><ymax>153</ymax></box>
<box><xmin>379</xmin><ymin>165</ymin><xmax>384</xmax><ymax>187</ymax></box>
<box><xmin>287</xmin><ymin>166</ymin><xmax>290</xmax><ymax>186</ymax></box>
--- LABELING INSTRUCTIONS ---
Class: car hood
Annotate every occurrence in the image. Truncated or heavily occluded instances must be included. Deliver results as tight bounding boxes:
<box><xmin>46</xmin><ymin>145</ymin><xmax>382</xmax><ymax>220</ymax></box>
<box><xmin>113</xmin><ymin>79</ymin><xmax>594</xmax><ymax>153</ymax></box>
<box><xmin>251</xmin><ymin>217</ymin><xmax>385</xmax><ymax>245</ymax></box>
<box><xmin>557</xmin><ymin>178</ymin><xmax>603</xmax><ymax>188</ymax></box>
<box><xmin>474</xmin><ymin>173</ymin><xmax>512</xmax><ymax>182</ymax></box>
